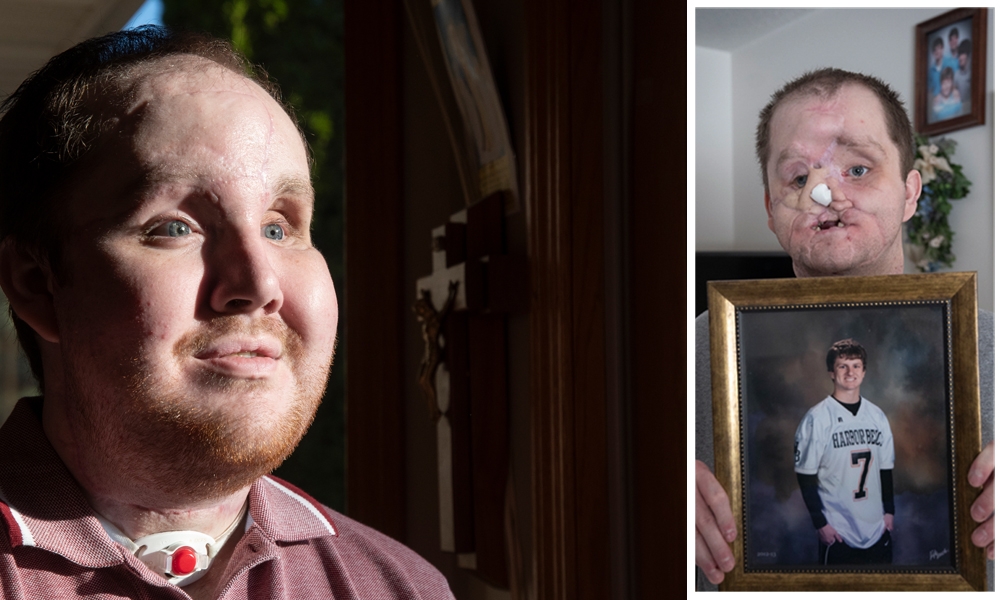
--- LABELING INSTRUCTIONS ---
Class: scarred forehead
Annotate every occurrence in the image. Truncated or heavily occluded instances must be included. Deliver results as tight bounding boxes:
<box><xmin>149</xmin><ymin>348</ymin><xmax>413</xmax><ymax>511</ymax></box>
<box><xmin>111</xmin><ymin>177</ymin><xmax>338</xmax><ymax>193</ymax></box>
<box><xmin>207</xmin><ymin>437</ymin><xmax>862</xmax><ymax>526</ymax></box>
<box><xmin>60</xmin><ymin>54</ymin><xmax>313</xmax><ymax>232</ymax></box>
<box><xmin>768</xmin><ymin>84</ymin><xmax>894</xmax><ymax>173</ymax></box>
<box><xmin>122</xmin><ymin>55</ymin><xmax>310</xmax><ymax>181</ymax></box>
<box><xmin>131</xmin><ymin>54</ymin><xmax>264</xmax><ymax>101</ymax></box>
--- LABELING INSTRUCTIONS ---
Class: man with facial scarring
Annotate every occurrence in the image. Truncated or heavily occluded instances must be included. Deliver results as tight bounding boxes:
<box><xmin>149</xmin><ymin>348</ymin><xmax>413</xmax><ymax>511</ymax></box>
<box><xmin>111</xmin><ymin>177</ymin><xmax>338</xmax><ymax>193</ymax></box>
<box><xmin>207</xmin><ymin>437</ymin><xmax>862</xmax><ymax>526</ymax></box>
<box><xmin>693</xmin><ymin>68</ymin><xmax>994</xmax><ymax>589</ymax></box>
<box><xmin>0</xmin><ymin>26</ymin><xmax>454</xmax><ymax>599</ymax></box>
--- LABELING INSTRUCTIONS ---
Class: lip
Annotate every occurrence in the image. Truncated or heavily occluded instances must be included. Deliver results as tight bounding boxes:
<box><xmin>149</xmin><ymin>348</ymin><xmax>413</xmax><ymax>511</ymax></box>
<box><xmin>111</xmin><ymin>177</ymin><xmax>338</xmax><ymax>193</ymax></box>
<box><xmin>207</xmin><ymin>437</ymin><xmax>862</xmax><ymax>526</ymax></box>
<box><xmin>807</xmin><ymin>211</ymin><xmax>847</xmax><ymax>232</ymax></box>
<box><xmin>193</xmin><ymin>337</ymin><xmax>282</xmax><ymax>378</ymax></box>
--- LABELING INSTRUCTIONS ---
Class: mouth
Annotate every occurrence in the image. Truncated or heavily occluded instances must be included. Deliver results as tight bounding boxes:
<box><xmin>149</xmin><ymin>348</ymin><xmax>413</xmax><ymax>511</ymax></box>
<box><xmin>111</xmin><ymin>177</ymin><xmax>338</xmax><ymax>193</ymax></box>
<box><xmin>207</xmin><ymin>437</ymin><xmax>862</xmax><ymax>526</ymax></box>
<box><xmin>813</xmin><ymin>218</ymin><xmax>845</xmax><ymax>231</ymax></box>
<box><xmin>194</xmin><ymin>339</ymin><xmax>282</xmax><ymax>361</ymax></box>
<box><xmin>191</xmin><ymin>338</ymin><xmax>283</xmax><ymax>378</ymax></box>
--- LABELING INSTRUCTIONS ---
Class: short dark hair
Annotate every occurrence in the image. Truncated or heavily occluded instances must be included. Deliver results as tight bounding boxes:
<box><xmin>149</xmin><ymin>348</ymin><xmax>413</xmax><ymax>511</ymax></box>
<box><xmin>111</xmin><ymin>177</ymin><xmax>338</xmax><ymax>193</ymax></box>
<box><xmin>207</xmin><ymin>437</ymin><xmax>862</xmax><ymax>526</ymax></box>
<box><xmin>932</xmin><ymin>36</ymin><xmax>944</xmax><ymax>50</ymax></box>
<box><xmin>0</xmin><ymin>26</ymin><xmax>289</xmax><ymax>388</ymax></box>
<box><xmin>949</xmin><ymin>28</ymin><xmax>959</xmax><ymax>40</ymax></box>
<box><xmin>958</xmin><ymin>39</ymin><xmax>972</xmax><ymax>57</ymax></box>
<box><xmin>941</xmin><ymin>66</ymin><xmax>955</xmax><ymax>83</ymax></box>
<box><xmin>755</xmin><ymin>68</ymin><xmax>915</xmax><ymax>190</ymax></box>
<box><xmin>826</xmin><ymin>338</ymin><xmax>867</xmax><ymax>372</ymax></box>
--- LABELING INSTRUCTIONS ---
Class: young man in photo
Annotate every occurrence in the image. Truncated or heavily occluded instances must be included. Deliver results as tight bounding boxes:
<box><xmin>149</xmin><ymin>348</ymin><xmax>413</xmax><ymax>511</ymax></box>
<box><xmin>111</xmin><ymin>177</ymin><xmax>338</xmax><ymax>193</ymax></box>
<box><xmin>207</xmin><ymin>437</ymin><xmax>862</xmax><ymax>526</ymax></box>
<box><xmin>794</xmin><ymin>339</ymin><xmax>895</xmax><ymax>565</ymax></box>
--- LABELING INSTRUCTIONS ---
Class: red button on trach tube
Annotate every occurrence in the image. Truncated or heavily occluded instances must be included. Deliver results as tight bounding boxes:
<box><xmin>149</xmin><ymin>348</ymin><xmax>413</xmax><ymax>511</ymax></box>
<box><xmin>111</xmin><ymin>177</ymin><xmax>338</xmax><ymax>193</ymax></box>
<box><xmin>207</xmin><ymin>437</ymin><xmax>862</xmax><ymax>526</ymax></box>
<box><xmin>171</xmin><ymin>546</ymin><xmax>199</xmax><ymax>576</ymax></box>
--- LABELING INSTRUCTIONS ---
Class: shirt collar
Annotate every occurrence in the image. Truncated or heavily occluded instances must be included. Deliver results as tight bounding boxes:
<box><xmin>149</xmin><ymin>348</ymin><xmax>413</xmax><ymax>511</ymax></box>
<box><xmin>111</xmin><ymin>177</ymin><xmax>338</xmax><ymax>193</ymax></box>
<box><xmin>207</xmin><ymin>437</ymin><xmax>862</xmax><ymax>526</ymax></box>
<box><xmin>248</xmin><ymin>475</ymin><xmax>338</xmax><ymax>542</ymax></box>
<box><xmin>0</xmin><ymin>398</ymin><xmax>123</xmax><ymax>568</ymax></box>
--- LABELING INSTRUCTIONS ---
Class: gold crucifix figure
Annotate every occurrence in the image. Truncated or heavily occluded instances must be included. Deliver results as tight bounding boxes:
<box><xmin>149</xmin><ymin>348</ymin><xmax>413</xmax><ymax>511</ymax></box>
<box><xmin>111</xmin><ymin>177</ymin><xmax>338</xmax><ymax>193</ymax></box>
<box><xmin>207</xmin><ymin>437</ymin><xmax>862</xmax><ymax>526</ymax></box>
<box><xmin>413</xmin><ymin>280</ymin><xmax>459</xmax><ymax>420</ymax></box>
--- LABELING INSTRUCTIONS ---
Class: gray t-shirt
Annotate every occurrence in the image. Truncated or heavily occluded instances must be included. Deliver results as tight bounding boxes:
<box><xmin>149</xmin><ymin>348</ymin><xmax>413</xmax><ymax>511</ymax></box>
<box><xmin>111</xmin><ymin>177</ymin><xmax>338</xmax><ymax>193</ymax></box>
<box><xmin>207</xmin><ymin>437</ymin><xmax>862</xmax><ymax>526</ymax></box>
<box><xmin>695</xmin><ymin>308</ymin><xmax>995</xmax><ymax>591</ymax></box>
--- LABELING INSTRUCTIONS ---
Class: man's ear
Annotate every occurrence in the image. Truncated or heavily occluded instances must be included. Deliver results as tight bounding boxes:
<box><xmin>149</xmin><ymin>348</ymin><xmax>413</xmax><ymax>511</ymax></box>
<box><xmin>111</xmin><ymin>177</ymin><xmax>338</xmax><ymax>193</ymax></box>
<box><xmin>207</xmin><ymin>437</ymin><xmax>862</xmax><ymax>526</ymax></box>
<box><xmin>0</xmin><ymin>240</ymin><xmax>60</xmax><ymax>343</ymax></box>
<box><xmin>902</xmin><ymin>168</ymin><xmax>922</xmax><ymax>222</ymax></box>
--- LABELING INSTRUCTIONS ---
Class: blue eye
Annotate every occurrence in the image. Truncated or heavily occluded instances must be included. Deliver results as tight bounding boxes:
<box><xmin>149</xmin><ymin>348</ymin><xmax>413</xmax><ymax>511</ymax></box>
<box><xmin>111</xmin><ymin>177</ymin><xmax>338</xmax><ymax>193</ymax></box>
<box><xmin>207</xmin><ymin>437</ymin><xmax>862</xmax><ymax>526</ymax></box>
<box><xmin>848</xmin><ymin>166</ymin><xmax>869</xmax><ymax>177</ymax></box>
<box><xmin>166</xmin><ymin>220</ymin><xmax>191</xmax><ymax>237</ymax></box>
<box><xmin>794</xmin><ymin>175</ymin><xmax>808</xmax><ymax>187</ymax></box>
<box><xmin>262</xmin><ymin>223</ymin><xmax>285</xmax><ymax>240</ymax></box>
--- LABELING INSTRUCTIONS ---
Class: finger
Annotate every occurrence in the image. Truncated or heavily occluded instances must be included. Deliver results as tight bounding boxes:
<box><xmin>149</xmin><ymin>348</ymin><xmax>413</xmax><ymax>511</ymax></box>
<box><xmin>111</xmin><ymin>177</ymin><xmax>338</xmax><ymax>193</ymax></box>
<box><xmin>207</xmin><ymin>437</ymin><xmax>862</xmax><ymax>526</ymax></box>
<box><xmin>696</xmin><ymin>529</ymin><xmax>726</xmax><ymax>585</ymax></box>
<box><xmin>696</xmin><ymin>482</ymin><xmax>735</xmax><ymax>573</ymax></box>
<box><xmin>969</xmin><ymin>440</ymin><xmax>994</xmax><ymax>488</ymax></box>
<box><xmin>835</xmin><ymin>532</ymin><xmax>844</xmax><ymax>543</ymax></box>
<box><xmin>971</xmin><ymin>475</ymin><xmax>994</xmax><ymax>523</ymax></box>
<box><xmin>972</xmin><ymin>514</ymin><xmax>994</xmax><ymax>549</ymax></box>
<box><xmin>696</xmin><ymin>461</ymin><xmax>737</xmax><ymax>542</ymax></box>
<box><xmin>988</xmin><ymin>541</ymin><xmax>994</xmax><ymax>561</ymax></box>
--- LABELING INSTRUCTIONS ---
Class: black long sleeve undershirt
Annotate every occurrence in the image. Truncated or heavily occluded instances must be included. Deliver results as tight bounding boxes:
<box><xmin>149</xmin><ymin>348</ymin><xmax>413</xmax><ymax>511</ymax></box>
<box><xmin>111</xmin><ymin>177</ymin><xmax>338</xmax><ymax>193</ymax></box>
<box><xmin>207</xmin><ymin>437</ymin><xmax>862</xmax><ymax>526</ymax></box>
<box><xmin>797</xmin><ymin>469</ymin><xmax>895</xmax><ymax>531</ymax></box>
<box><xmin>797</xmin><ymin>473</ymin><xmax>827</xmax><ymax>529</ymax></box>
<box><xmin>880</xmin><ymin>468</ymin><xmax>894</xmax><ymax>515</ymax></box>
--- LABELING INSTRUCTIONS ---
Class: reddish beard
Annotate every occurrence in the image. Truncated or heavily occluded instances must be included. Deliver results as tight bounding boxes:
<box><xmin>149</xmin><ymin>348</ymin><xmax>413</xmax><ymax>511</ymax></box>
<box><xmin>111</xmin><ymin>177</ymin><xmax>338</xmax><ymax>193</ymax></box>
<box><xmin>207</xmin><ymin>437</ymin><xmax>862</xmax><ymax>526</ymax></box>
<box><xmin>70</xmin><ymin>316</ymin><xmax>330</xmax><ymax>506</ymax></box>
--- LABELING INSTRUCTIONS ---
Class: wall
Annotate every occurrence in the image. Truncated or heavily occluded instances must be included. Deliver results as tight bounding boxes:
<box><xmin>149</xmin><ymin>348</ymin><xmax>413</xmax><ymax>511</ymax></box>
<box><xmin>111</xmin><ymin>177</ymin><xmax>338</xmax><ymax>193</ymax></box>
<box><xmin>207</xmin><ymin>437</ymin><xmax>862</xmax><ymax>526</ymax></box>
<box><xmin>698</xmin><ymin>8</ymin><xmax>995</xmax><ymax>309</ymax></box>
<box><xmin>695</xmin><ymin>46</ymin><xmax>735</xmax><ymax>249</ymax></box>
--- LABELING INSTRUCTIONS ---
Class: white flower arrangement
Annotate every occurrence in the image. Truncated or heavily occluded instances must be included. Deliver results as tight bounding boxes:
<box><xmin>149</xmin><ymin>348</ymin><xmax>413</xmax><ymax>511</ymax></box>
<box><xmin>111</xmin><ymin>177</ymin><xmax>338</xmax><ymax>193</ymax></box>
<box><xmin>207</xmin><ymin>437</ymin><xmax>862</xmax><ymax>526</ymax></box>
<box><xmin>906</xmin><ymin>135</ymin><xmax>970</xmax><ymax>273</ymax></box>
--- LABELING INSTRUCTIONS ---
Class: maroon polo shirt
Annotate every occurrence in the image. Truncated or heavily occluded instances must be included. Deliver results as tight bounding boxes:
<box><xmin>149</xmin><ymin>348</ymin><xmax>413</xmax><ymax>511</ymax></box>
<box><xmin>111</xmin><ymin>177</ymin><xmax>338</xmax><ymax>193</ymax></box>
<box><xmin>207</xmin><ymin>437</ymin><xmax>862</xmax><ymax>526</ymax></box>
<box><xmin>0</xmin><ymin>398</ymin><xmax>454</xmax><ymax>599</ymax></box>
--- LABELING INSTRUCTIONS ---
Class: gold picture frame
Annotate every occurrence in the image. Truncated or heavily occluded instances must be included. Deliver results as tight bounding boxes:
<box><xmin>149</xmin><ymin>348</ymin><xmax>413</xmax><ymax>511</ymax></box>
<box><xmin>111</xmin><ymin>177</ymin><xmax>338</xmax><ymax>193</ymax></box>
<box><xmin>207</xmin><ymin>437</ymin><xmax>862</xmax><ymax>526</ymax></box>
<box><xmin>708</xmin><ymin>272</ymin><xmax>986</xmax><ymax>591</ymax></box>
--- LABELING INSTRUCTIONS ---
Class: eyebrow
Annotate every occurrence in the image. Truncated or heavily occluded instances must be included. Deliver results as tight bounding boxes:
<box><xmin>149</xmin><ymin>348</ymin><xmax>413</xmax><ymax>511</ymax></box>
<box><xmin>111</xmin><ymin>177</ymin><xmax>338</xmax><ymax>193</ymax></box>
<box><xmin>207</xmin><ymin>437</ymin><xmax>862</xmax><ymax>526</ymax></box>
<box><xmin>139</xmin><ymin>170</ymin><xmax>315</xmax><ymax>206</ymax></box>
<box><xmin>272</xmin><ymin>175</ymin><xmax>315</xmax><ymax>208</ymax></box>
<box><xmin>774</xmin><ymin>135</ymin><xmax>887</xmax><ymax>168</ymax></box>
<box><xmin>834</xmin><ymin>135</ymin><xmax>887</xmax><ymax>158</ymax></box>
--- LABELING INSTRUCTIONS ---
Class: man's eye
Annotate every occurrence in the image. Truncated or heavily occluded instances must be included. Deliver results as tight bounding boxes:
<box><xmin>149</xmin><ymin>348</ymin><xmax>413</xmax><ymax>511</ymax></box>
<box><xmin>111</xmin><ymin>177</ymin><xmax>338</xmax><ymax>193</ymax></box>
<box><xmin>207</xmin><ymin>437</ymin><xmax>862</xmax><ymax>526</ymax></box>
<box><xmin>848</xmin><ymin>165</ymin><xmax>869</xmax><ymax>177</ymax></box>
<box><xmin>793</xmin><ymin>175</ymin><xmax>808</xmax><ymax>187</ymax></box>
<box><xmin>262</xmin><ymin>223</ymin><xmax>285</xmax><ymax>240</ymax></box>
<box><xmin>164</xmin><ymin>220</ymin><xmax>191</xmax><ymax>237</ymax></box>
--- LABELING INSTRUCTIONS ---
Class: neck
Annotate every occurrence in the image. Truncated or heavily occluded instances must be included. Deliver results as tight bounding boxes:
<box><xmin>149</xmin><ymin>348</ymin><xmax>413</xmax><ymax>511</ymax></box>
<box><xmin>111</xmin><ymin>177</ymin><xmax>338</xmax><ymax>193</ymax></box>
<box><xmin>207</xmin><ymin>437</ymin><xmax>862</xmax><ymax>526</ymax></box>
<box><xmin>833</xmin><ymin>390</ymin><xmax>861</xmax><ymax>405</ymax></box>
<box><xmin>86</xmin><ymin>488</ymin><xmax>250</xmax><ymax>541</ymax></box>
<box><xmin>40</xmin><ymin>389</ymin><xmax>251</xmax><ymax>540</ymax></box>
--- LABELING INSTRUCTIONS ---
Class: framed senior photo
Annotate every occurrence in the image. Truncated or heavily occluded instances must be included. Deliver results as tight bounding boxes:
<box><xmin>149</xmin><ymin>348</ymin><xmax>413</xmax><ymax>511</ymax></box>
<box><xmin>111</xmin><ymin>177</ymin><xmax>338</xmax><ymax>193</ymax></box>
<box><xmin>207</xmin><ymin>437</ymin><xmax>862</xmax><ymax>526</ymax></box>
<box><xmin>708</xmin><ymin>273</ymin><xmax>986</xmax><ymax>591</ymax></box>
<box><xmin>914</xmin><ymin>8</ymin><xmax>987</xmax><ymax>135</ymax></box>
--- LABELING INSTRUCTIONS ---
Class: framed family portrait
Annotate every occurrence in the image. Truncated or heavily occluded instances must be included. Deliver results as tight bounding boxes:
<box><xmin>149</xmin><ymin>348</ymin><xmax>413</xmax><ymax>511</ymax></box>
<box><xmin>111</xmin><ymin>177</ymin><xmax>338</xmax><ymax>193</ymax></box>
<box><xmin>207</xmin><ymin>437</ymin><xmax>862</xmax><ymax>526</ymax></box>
<box><xmin>914</xmin><ymin>8</ymin><xmax>987</xmax><ymax>135</ymax></box>
<box><xmin>708</xmin><ymin>273</ymin><xmax>987</xmax><ymax>591</ymax></box>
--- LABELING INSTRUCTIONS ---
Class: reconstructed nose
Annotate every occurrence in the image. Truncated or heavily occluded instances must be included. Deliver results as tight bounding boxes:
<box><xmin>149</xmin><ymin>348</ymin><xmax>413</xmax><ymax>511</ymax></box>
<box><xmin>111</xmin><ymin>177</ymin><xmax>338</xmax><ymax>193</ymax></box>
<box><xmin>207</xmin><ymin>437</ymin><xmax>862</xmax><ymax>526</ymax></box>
<box><xmin>799</xmin><ymin>169</ymin><xmax>852</xmax><ymax>212</ymax></box>
<box><xmin>207</xmin><ymin>230</ymin><xmax>284</xmax><ymax>315</ymax></box>
<box><xmin>786</xmin><ymin>169</ymin><xmax>833</xmax><ymax>211</ymax></box>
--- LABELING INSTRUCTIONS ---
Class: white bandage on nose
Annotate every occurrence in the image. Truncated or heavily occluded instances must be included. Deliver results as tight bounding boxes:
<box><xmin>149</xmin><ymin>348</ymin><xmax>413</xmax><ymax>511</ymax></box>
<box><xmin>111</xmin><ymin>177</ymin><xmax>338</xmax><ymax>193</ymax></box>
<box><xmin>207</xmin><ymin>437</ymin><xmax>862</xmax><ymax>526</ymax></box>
<box><xmin>810</xmin><ymin>183</ymin><xmax>832</xmax><ymax>207</ymax></box>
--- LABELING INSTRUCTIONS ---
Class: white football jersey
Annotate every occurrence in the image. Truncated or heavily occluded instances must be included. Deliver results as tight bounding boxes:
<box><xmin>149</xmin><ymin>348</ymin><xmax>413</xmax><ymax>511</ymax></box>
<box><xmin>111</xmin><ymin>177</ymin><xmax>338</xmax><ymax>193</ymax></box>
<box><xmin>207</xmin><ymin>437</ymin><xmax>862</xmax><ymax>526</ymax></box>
<box><xmin>794</xmin><ymin>395</ymin><xmax>895</xmax><ymax>549</ymax></box>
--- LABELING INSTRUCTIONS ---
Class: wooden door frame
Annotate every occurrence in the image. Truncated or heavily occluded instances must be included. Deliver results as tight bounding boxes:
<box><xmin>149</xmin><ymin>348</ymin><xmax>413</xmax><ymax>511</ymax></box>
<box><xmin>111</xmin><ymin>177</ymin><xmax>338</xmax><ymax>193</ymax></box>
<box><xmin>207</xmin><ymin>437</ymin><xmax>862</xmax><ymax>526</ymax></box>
<box><xmin>523</xmin><ymin>0</ymin><xmax>611</xmax><ymax>598</ymax></box>
<box><xmin>343</xmin><ymin>0</ymin><xmax>406</xmax><ymax>541</ymax></box>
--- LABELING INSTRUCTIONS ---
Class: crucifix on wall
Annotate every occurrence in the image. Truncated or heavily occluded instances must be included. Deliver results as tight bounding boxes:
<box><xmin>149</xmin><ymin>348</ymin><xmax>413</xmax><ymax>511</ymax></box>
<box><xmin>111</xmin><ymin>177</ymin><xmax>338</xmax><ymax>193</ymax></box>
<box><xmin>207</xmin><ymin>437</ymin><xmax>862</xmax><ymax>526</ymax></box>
<box><xmin>413</xmin><ymin>192</ymin><xmax>523</xmax><ymax>588</ymax></box>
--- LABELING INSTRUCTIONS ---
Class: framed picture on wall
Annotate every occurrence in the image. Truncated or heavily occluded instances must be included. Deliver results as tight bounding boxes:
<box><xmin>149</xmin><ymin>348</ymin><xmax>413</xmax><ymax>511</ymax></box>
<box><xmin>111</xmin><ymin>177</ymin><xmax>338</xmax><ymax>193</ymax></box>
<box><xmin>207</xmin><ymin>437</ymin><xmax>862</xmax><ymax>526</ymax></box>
<box><xmin>708</xmin><ymin>273</ymin><xmax>988</xmax><ymax>591</ymax></box>
<box><xmin>914</xmin><ymin>8</ymin><xmax>987</xmax><ymax>135</ymax></box>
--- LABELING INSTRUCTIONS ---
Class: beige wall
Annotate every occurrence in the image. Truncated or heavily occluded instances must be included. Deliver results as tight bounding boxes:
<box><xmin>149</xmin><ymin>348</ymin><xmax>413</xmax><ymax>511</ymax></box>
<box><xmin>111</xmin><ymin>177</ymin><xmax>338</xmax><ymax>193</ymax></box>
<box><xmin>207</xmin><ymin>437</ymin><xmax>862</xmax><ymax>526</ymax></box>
<box><xmin>0</xmin><ymin>0</ymin><xmax>145</xmax><ymax>98</ymax></box>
